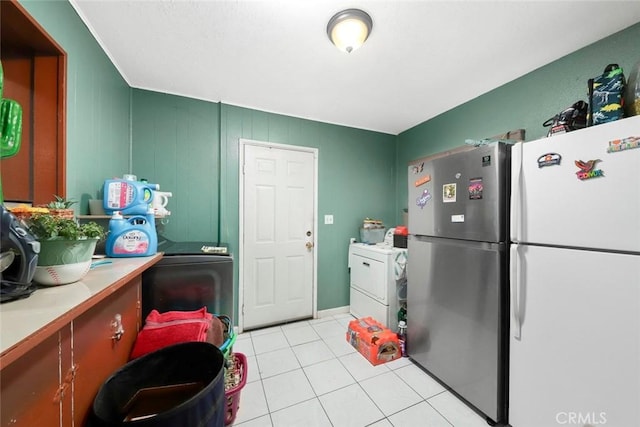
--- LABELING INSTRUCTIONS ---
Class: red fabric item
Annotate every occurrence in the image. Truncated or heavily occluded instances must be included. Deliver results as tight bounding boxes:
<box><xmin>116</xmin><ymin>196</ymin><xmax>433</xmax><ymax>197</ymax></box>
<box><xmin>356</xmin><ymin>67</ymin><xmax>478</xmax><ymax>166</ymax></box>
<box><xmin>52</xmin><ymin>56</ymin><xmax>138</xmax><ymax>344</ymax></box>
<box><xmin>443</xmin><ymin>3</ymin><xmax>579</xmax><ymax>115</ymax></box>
<box><xmin>145</xmin><ymin>307</ymin><xmax>212</xmax><ymax>323</ymax></box>
<box><xmin>130</xmin><ymin>307</ymin><xmax>212</xmax><ymax>359</ymax></box>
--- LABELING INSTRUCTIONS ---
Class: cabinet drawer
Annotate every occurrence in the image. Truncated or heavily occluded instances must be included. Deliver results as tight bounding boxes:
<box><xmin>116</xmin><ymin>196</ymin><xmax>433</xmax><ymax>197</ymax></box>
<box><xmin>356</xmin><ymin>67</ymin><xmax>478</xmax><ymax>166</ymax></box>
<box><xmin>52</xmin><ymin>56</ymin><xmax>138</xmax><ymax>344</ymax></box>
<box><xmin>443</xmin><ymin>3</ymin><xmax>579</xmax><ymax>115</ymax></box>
<box><xmin>71</xmin><ymin>279</ymin><xmax>141</xmax><ymax>426</ymax></box>
<box><xmin>349</xmin><ymin>253</ymin><xmax>388</xmax><ymax>303</ymax></box>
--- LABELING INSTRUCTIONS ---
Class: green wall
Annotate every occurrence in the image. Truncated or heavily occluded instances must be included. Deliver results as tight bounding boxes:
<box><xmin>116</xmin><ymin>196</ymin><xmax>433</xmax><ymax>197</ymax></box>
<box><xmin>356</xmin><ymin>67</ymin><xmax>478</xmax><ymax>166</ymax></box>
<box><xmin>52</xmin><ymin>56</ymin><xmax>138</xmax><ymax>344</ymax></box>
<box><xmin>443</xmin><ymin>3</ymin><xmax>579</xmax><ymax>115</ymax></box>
<box><xmin>20</xmin><ymin>0</ymin><xmax>398</xmax><ymax>314</ymax></box>
<box><xmin>131</xmin><ymin>89</ymin><xmax>221</xmax><ymax>242</ymax></box>
<box><xmin>218</xmin><ymin>105</ymin><xmax>396</xmax><ymax>310</ymax></box>
<box><xmin>395</xmin><ymin>22</ymin><xmax>640</xmax><ymax>219</ymax></box>
<box><xmin>20</xmin><ymin>0</ymin><xmax>131</xmax><ymax>213</ymax></box>
<box><xmin>20</xmin><ymin>0</ymin><xmax>640</xmax><ymax>315</ymax></box>
<box><xmin>129</xmin><ymin>99</ymin><xmax>397</xmax><ymax>311</ymax></box>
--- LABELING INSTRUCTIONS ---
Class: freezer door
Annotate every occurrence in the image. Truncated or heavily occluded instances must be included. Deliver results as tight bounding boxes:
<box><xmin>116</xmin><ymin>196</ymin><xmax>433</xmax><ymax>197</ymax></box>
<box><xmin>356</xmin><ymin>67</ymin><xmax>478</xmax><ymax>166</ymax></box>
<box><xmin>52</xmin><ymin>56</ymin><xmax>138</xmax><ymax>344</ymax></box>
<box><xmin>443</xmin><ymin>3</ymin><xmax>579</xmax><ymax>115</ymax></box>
<box><xmin>509</xmin><ymin>244</ymin><xmax>640</xmax><ymax>426</ymax></box>
<box><xmin>408</xmin><ymin>142</ymin><xmax>509</xmax><ymax>243</ymax></box>
<box><xmin>407</xmin><ymin>236</ymin><xmax>507</xmax><ymax>423</ymax></box>
<box><xmin>511</xmin><ymin>115</ymin><xmax>640</xmax><ymax>252</ymax></box>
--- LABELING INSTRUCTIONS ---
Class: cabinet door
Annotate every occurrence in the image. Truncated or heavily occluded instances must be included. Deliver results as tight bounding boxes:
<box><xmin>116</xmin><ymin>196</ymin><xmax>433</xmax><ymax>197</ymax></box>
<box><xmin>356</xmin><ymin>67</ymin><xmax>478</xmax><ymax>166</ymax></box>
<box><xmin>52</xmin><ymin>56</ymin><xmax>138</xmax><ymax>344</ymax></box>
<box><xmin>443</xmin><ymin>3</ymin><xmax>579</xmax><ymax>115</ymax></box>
<box><xmin>0</xmin><ymin>0</ymin><xmax>67</xmax><ymax>205</ymax></box>
<box><xmin>71</xmin><ymin>279</ymin><xmax>141</xmax><ymax>426</ymax></box>
<box><xmin>0</xmin><ymin>331</ymin><xmax>66</xmax><ymax>427</ymax></box>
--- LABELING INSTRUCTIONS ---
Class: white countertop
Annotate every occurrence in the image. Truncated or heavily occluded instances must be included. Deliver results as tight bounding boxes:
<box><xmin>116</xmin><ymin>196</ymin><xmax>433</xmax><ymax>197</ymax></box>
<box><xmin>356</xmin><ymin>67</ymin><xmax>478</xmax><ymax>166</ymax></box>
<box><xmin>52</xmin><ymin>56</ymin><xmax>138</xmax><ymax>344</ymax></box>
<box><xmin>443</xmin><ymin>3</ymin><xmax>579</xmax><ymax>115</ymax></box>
<box><xmin>0</xmin><ymin>255</ymin><xmax>161</xmax><ymax>357</ymax></box>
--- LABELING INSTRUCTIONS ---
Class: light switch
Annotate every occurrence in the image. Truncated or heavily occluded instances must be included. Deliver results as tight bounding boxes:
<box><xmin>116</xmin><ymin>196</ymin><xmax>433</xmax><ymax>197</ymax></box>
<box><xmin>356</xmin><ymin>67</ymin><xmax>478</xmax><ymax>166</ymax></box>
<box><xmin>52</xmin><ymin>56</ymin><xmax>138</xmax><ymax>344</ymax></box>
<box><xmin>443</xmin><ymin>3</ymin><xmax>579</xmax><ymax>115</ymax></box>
<box><xmin>324</xmin><ymin>214</ymin><xmax>334</xmax><ymax>225</ymax></box>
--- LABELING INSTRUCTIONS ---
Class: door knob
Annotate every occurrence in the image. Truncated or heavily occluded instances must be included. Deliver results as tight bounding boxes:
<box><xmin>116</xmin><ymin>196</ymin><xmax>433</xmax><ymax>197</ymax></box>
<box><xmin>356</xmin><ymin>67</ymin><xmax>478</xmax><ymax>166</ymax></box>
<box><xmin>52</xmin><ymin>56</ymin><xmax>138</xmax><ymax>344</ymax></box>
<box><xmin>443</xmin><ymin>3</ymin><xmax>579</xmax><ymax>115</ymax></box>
<box><xmin>305</xmin><ymin>242</ymin><xmax>314</xmax><ymax>250</ymax></box>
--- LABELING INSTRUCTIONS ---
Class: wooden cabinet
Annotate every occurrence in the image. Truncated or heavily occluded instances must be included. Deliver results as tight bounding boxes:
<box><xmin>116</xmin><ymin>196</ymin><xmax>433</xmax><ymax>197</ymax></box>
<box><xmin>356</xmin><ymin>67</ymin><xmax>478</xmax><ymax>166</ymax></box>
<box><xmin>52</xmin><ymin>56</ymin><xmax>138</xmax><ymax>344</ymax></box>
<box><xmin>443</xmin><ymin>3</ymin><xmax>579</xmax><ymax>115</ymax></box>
<box><xmin>0</xmin><ymin>333</ymin><xmax>63</xmax><ymax>426</ymax></box>
<box><xmin>0</xmin><ymin>255</ymin><xmax>161</xmax><ymax>427</ymax></box>
<box><xmin>0</xmin><ymin>0</ymin><xmax>66</xmax><ymax>205</ymax></box>
<box><xmin>0</xmin><ymin>281</ymin><xmax>140</xmax><ymax>427</ymax></box>
<box><xmin>72</xmin><ymin>281</ymin><xmax>141</xmax><ymax>426</ymax></box>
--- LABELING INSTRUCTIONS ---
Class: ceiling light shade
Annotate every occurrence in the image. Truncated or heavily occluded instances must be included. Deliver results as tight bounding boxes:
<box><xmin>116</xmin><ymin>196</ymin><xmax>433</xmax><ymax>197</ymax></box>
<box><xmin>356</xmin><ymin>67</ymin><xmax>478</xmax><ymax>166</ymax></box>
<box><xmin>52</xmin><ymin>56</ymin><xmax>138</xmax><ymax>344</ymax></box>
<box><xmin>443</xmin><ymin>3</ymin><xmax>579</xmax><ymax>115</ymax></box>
<box><xmin>327</xmin><ymin>9</ymin><xmax>373</xmax><ymax>53</ymax></box>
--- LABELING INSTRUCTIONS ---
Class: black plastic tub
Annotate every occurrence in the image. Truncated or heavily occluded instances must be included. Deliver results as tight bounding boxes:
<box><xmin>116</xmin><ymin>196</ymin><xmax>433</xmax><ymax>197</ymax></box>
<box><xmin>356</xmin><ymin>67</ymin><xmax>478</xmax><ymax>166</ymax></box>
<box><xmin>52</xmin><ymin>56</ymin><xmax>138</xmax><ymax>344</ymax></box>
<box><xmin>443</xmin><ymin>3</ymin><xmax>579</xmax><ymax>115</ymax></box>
<box><xmin>89</xmin><ymin>342</ymin><xmax>225</xmax><ymax>427</ymax></box>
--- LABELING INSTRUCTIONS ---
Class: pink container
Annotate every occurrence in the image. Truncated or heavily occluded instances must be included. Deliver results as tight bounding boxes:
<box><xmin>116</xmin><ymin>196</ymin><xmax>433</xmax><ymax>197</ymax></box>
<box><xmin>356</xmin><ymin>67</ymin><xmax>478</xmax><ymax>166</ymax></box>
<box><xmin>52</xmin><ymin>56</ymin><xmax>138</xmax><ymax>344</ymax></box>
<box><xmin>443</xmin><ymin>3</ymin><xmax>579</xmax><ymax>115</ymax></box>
<box><xmin>225</xmin><ymin>352</ymin><xmax>248</xmax><ymax>425</ymax></box>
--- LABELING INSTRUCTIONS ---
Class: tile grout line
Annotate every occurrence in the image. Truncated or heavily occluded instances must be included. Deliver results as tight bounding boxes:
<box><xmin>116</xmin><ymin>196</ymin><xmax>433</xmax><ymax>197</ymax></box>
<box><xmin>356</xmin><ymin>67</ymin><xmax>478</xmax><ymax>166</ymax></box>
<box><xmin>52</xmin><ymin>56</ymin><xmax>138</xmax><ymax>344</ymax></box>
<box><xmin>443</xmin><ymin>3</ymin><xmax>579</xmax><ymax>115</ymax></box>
<box><xmin>235</xmin><ymin>314</ymin><xmax>482</xmax><ymax>427</ymax></box>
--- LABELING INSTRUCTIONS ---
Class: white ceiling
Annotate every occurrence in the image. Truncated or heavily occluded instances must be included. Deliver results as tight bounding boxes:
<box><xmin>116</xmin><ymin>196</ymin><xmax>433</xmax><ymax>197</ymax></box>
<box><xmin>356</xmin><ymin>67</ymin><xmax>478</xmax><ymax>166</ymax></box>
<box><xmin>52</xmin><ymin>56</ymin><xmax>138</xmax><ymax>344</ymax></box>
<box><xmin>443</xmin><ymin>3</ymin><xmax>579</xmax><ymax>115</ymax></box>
<box><xmin>70</xmin><ymin>0</ymin><xmax>640</xmax><ymax>135</ymax></box>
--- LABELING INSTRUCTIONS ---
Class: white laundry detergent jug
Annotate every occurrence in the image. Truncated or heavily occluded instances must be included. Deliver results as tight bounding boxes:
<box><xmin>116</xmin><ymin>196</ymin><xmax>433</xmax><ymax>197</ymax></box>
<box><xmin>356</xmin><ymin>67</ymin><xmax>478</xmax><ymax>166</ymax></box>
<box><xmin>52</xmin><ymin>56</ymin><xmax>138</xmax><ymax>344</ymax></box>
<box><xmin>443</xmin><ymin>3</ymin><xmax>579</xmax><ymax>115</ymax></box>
<box><xmin>152</xmin><ymin>191</ymin><xmax>172</xmax><ymax>216</ymax></box>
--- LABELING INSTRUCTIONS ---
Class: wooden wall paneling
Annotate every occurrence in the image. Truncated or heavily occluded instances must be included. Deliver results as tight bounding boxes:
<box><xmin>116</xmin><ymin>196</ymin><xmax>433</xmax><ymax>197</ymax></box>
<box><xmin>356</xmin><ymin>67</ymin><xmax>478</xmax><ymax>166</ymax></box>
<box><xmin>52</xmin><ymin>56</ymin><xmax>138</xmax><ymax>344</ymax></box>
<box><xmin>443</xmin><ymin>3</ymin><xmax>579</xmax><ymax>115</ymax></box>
<box><xmin>0</xmin><ymin>0</ymin><xmax>63</xmax><ymax>56</ymax></box>
<box><xmin>33</xmin><ymin>56</ymin><xmax>60</xmax><ymax>204</ymax></box>
<box><xmin>56</xmin><ymin>56</ymin><xmax>67</xmax><ymax>199</ymax></box>
<box><xmin>1</xmin><ymin>58</ymin><xmax>34</xmax><ymax>202</ymax></box>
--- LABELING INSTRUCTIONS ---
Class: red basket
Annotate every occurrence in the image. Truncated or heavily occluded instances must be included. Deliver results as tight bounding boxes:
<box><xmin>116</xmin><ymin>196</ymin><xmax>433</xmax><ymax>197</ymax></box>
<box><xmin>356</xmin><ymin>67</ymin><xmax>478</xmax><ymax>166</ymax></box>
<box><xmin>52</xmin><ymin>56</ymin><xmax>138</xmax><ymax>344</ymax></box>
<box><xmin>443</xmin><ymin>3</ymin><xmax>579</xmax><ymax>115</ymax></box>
<box><xmin>224</xmin><ymin>352</ymin><xmax>248</xmax><ymax>425</ymax></box>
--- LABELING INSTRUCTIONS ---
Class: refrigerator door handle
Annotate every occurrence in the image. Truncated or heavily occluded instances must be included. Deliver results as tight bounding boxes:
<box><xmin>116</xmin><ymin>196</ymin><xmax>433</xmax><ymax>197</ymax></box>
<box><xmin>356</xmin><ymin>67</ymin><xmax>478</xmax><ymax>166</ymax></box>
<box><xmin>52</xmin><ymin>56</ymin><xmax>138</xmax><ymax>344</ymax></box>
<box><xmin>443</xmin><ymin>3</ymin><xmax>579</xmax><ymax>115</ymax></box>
<box><xmin>510</xmin><ymin>142</ymin><xmax>523</xmax><ymax>243</ymax></box>
<box><xmin>510</xmin><ymin>244</ymin><xmax>522</xmax><ymax>340</ymax></box>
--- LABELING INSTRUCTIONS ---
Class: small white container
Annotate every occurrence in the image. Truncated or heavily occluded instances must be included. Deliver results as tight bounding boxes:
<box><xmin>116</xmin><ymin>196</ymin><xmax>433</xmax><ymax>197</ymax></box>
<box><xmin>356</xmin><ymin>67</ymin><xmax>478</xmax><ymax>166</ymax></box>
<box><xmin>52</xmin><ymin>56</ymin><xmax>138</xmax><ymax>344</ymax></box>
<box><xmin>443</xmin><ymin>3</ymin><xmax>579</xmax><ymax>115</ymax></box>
<box><xmin>360</xmin><ymin>227</ymin><xmax>385</xmax><ymax>244</ymax></box>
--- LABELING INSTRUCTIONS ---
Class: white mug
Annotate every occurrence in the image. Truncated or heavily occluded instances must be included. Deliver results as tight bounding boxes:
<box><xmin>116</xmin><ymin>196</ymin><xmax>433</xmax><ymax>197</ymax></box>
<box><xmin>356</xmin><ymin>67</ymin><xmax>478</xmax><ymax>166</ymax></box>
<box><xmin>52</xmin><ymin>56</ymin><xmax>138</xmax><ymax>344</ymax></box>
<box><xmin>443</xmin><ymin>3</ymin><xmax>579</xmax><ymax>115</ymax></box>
<box><xmin>152</xmin><ymin>191</ymin><xmax>172</xmax><ymax>216</ymax></box>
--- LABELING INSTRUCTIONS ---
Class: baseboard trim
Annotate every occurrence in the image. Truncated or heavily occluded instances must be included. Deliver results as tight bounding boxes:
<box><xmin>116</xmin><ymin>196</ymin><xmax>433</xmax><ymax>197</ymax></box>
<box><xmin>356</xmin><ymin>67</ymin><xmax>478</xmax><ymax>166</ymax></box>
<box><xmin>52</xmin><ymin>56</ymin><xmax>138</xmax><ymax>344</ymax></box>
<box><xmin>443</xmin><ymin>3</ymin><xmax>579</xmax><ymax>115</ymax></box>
<box><xmin>317</xmin><ymin>305</ymin><xmax>350</xmax><ymax>318</ymax></box>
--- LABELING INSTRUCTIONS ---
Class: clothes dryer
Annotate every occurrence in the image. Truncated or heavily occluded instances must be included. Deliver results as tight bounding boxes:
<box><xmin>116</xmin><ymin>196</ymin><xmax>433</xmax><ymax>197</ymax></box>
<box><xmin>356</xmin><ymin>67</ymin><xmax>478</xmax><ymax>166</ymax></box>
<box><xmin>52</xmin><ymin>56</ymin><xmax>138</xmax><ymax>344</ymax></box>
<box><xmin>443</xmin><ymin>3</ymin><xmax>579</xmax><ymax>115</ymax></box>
<box><xmin>348</xmin><ymin>240</ymin><xmax>407</xmax><ymax>331</ymax></box>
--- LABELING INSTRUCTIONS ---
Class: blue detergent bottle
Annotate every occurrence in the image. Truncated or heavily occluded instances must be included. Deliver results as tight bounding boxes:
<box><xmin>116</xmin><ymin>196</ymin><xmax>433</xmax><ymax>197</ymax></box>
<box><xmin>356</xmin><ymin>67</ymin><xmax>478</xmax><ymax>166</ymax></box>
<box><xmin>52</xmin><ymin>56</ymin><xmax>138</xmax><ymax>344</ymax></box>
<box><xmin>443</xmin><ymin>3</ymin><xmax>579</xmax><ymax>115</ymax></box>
<box><xmin>106</xmin><ymin>209</ymin><xmax>157</xmax><ymax>257</ymax></box>
<box><xmin>102</xmin><ymin>178</ymin><xmax>159</xmax><ymax>216</ymax></box>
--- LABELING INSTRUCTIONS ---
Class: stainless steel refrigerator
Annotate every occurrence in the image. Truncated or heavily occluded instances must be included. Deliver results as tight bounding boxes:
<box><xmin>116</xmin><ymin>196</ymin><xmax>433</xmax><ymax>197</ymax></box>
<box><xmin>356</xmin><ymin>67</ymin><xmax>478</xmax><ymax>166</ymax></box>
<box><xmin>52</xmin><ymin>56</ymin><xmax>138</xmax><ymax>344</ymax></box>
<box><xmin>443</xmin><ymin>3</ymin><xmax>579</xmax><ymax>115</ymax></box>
<box><xmin>407</xmin><ymin>142</ymin><xmax>510</xmax><ymax>425</ymax></box>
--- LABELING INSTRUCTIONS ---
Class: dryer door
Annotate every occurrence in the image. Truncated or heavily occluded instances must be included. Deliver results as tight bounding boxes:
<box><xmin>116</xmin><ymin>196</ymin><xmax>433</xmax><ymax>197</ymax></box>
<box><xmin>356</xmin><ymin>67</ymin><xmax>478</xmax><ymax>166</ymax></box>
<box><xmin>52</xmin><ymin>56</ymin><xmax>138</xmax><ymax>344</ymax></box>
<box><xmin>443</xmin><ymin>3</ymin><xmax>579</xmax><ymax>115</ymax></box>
<box><xmin>349</xmin><ymin>250</ymin><xmax>388</xmax><ymax>304</ymax></box>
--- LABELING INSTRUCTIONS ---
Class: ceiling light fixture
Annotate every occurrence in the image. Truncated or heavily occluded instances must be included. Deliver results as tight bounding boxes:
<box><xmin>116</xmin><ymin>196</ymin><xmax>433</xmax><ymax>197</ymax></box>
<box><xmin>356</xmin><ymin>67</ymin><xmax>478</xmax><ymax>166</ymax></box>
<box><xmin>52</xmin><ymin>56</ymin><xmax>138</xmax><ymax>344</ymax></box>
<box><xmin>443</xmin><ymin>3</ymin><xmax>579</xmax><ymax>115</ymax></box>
<box><xmin>327</xmin><ymin>8</ymin><xmax>373</xmax><ymax>53</ymax></box>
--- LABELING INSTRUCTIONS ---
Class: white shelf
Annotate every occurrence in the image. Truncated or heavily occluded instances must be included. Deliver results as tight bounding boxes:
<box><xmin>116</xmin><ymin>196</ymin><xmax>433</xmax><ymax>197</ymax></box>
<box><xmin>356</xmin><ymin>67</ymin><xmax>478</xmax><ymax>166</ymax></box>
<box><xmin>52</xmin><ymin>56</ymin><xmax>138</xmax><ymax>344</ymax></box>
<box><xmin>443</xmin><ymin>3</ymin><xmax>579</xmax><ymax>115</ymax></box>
<box><xmin>77</xmin><ymin>214</ymin><xmax>167</xmax><ymax>220</ymax></box>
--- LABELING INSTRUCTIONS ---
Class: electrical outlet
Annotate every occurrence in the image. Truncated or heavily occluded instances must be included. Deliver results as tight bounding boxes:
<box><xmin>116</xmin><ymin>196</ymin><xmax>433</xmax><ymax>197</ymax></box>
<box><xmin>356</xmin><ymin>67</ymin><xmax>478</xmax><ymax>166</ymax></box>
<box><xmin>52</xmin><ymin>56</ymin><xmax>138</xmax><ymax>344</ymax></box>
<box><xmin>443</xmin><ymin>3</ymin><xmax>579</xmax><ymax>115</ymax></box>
<box><xmin>324</xmin><ymin>214</ymin><xmax>334</xmax><ymax>225</ymax></box>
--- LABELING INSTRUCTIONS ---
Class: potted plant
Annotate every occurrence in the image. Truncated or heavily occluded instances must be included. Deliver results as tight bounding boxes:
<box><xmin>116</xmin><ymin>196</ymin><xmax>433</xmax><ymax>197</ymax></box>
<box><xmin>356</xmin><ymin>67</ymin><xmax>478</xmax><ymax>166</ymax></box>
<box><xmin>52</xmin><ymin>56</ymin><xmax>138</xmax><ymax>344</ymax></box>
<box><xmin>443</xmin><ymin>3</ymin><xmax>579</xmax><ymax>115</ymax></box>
<box><xmin>45</xmin><ymin>194</ymin><xmax>77</xmax><ymax>219</ymax></box>
<box><xmin>24</xmin><ymin>212</ymin><xmax>105</xmax><ymax>286</ymax></box>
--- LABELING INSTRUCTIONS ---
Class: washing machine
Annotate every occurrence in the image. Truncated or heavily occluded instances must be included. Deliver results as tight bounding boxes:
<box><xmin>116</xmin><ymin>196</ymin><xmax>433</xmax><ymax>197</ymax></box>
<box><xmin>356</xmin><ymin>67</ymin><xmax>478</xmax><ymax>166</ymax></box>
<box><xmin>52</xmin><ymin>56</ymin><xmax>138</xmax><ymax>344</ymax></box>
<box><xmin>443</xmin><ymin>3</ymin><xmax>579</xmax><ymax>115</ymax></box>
<box><xmin>348</xmin><ymin>229</ymin><xmax>407</xmax><ymax>331</ymax></box>
<box><xmin>142</xmin><ymin>237</ymin><xmax>234</xmax><ymax>322</ymax></box>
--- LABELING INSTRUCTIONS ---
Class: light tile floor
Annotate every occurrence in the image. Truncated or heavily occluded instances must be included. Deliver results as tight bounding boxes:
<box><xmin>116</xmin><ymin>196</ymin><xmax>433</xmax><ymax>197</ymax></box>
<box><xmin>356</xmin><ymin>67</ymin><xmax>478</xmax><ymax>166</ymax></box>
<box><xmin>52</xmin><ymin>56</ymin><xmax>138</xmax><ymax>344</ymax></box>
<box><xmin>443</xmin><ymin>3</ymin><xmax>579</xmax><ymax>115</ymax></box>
<box><xmin>230</xmin><ymin>313</ymin><xmax>491</xmax><ymax>427</ymax></box>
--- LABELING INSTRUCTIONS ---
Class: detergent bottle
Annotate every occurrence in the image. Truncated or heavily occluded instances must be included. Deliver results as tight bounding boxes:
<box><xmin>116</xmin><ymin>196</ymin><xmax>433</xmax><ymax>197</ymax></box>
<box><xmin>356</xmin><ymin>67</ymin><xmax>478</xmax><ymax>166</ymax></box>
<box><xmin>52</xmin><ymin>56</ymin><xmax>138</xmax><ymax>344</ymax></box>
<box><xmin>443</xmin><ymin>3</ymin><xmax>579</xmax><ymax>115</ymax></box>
<box><xmin>105</xmin><ymin>209</ymin><xmax>157</xmax><ymax>257</ymax></box>
<box><xmin>102</xmin><ymin>177</ymin><xmax>159</xmax><ymax>216</ymax></box>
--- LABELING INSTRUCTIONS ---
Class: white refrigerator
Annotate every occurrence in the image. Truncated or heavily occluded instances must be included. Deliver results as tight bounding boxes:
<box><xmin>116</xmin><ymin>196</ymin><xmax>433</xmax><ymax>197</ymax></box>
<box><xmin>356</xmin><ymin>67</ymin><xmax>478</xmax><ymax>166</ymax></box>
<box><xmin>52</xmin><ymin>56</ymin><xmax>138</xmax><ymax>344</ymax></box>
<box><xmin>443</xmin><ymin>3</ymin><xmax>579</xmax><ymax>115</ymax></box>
<box><xmin>509</xmin><ymin>115</ymin><xmax>640</xmax><ymax>426</ymax></box>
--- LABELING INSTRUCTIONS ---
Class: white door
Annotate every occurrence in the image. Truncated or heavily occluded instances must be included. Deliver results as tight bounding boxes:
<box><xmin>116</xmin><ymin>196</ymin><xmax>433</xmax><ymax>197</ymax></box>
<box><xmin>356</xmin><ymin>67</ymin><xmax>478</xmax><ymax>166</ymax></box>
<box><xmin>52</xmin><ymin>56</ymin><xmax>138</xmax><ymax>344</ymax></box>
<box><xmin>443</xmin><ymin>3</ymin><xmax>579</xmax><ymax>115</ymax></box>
<box><xmin>241</xmin><ymin>141</ymin><xmax>316</xmax><ymax>331</ymax></box>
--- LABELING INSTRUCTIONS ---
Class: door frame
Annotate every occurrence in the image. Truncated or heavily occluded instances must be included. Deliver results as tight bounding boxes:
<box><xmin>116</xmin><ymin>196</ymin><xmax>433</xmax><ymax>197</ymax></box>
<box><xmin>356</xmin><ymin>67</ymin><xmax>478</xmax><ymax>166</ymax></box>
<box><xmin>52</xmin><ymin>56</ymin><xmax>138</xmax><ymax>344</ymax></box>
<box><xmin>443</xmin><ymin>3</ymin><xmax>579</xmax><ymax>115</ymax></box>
<box><xmin>238</xmin><ymin>138</ymin><xmax>318</xmax><ymax>333</ymax></box>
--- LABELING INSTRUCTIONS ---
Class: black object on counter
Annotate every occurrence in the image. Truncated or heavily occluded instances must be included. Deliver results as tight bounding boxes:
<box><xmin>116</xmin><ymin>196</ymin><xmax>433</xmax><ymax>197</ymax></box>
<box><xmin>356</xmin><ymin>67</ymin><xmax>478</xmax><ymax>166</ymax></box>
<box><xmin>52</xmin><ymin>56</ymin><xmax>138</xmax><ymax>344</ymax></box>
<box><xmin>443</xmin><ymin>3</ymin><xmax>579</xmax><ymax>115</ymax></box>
<box><xmin>1</xmin><ymin>205</ymin><xmax>38</xmax><ymax>303</ymax></box>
